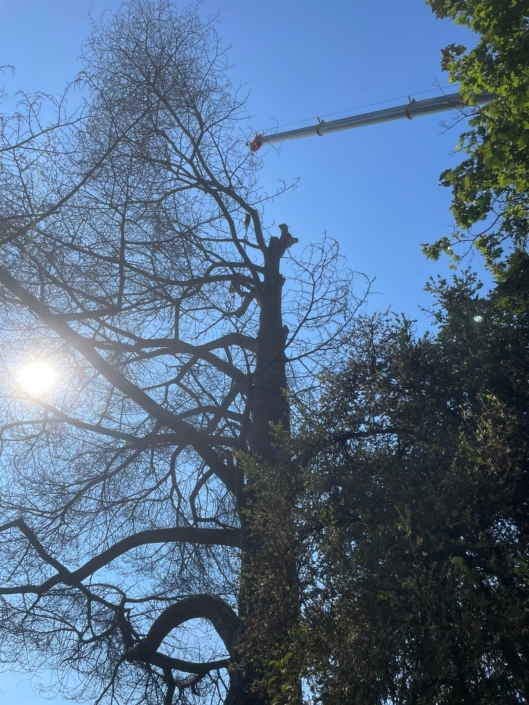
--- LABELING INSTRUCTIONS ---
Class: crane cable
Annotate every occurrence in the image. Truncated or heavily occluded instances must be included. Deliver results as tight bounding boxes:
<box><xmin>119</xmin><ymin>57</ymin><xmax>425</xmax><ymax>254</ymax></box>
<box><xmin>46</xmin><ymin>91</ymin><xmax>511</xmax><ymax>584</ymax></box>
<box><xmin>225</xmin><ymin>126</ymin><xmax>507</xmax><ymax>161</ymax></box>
<box><xmin>264</xmin><ymin>84</ymin><xmax>459</xmax><ymax>134</ymax></box>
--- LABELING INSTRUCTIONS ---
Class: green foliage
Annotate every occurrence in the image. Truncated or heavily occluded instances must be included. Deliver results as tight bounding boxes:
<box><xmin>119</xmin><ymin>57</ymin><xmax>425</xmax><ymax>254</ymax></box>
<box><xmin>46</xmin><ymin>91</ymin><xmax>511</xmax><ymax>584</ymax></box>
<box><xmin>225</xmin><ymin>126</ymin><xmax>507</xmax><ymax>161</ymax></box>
<box><xmin>237</xmin><ymin>450</ymin><xmax>303</xmax><ymax>704</ymax></box>
<box><xmin>267</xmin><ymin>651</ymin><xmax>301</xmax><ymax>705</ymax></box>
<box><xmin>422</xmin><ymin>0</ymin><xmax>529</xmax><ymax>274</ymax></box>
<box><xmin>300</xmin><ymin>266</ymin><xmax>529</xmax><ymax>704</ymax></box>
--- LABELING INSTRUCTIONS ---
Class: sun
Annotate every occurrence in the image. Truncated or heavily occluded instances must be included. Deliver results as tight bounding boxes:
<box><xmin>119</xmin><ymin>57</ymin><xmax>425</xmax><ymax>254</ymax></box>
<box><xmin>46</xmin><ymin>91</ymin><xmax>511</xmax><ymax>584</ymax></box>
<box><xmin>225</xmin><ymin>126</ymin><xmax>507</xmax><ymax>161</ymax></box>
<box><xmin>17</xmin><ymin>361</ymin><xmax>55</xmax><ymax>394</ymax></box>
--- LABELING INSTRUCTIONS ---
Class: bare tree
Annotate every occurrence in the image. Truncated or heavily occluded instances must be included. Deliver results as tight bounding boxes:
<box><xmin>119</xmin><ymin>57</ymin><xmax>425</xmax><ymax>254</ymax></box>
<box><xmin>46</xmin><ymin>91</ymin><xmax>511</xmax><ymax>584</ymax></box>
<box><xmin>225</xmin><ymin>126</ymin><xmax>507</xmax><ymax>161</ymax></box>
<box><xmin>0</xmin><ymin>3</ymin><xmax>366</xmax><ymax>704</ymax></box>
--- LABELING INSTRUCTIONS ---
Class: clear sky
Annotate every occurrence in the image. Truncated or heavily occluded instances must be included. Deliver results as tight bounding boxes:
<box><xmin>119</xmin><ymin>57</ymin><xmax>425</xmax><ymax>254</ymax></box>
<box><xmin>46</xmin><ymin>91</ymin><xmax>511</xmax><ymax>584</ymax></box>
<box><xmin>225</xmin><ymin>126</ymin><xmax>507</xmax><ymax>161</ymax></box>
<box><xmin>0</xmin><ymin>1</ymin><xmax>481</xmax><ymax>702</ymax></box>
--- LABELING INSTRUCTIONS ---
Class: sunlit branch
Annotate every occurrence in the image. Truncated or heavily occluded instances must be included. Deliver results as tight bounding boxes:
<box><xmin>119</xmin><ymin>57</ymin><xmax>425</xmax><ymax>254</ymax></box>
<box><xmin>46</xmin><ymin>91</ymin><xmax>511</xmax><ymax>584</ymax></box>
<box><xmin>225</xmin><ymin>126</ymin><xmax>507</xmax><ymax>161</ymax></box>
<box><xmin>0</xmin><ymin>266</ymin><xmax>236</xmax><ymax>493</ymax></box>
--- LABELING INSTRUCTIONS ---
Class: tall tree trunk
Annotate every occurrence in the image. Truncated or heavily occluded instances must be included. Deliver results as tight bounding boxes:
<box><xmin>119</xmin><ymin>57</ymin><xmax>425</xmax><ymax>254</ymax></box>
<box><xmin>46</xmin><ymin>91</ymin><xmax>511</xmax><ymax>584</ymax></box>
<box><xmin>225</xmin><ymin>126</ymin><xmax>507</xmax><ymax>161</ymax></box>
<box><xmin>251</xmin><ymin>231</ymin><xmax>291</xmax><ymax>462</ymax></box>
<box><xmin>227</xmin><ymin>229</ymin><xmax>300</xmax><ymax>705</ymax></box>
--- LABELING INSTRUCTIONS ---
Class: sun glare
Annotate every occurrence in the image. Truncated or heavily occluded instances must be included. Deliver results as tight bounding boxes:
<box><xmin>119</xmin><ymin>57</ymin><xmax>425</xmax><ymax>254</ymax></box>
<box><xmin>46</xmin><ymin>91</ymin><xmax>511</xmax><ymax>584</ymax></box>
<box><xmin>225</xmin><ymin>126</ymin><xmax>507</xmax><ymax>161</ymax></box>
<box><xmin>17</xmin><ymin>361</ymin><xmax>55</xmax><ymax>394</ymax></box>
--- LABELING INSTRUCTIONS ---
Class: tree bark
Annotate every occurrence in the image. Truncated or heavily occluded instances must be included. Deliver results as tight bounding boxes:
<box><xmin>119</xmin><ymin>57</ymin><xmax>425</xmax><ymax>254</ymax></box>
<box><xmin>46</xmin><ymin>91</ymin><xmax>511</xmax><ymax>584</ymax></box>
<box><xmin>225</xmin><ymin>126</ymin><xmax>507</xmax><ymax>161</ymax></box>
<box><xmin>251</xmin><ymin>231</ymin><xmax>291</xmax><ymax>463</ymax></box>
<box><xmin>228</xmin><ymin>228</ymin><xmax>300</xmax><ymax>705</ymax></box>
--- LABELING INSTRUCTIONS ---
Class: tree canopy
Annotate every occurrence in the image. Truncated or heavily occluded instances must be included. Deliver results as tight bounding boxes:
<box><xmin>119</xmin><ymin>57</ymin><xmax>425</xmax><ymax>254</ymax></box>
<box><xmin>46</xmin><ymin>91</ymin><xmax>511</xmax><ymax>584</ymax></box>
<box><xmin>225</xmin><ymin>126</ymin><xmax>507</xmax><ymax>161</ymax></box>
<box><xmin>230</xmin><ymin>256</ymin><xmax>528</xmax><ymax>701</ymax></box>
<box><xmin>300</xmin><ymin>261</ymin><xmax>529</xmax><ymax>704</ymax></box>
<box><xmin>423</xmin><ymin>0</ymin><xmax>529</xmax><ymax>273</ymax></box>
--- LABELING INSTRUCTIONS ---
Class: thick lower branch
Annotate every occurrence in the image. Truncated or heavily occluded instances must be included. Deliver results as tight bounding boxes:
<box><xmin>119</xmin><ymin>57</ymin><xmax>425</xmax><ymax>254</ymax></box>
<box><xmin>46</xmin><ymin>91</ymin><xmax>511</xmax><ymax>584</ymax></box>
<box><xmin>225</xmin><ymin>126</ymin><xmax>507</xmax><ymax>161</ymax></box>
<box><xmin>0</xmin><ymin>521</ymin><xmax>241</xmax><ymax>595</ymax></box>
<box><xmin>128</xmin><ymin>593</ymin><xmax>240</xmax><ymax>661</ymax></box>
<box><xmin>126</xmin><ymin>650</ymin><xmax>229</xmax><ymax>675</ymax></box>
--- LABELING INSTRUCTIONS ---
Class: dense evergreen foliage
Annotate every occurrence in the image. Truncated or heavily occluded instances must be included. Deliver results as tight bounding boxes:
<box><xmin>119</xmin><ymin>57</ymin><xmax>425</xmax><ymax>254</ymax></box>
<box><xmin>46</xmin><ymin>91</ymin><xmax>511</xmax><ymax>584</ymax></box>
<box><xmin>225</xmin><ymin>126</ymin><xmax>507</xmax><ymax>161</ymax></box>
<box><xmin>300</xmin><ymin>260</ymin><xmax>529</xmax><ymax>704</ymax></box>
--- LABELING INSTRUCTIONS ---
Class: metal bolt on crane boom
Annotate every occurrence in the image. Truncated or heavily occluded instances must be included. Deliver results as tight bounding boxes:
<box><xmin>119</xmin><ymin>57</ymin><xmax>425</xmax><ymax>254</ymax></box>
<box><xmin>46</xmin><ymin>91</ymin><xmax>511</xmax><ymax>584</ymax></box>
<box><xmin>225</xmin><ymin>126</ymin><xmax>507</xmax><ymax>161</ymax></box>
<box><xmin>248</xmin><ymin>90</ymin><xmax>496</xmax><ymax>152</ymax></box>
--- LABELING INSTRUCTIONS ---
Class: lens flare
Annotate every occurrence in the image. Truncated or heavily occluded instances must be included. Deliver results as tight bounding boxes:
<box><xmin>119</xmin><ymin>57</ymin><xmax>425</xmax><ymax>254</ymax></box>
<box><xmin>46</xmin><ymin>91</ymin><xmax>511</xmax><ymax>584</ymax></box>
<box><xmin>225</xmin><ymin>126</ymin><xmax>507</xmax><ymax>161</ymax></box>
<box><xmin>17</xmin><ymin>362</ymin><xmax>55</xmax><ymax>394</ymax></box>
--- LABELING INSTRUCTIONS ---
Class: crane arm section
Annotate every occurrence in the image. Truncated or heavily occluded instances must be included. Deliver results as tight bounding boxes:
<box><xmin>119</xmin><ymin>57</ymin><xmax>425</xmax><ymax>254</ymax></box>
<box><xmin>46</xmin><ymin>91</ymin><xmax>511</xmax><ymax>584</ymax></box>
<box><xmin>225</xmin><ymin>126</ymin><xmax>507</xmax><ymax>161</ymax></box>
<box><xmin>248</xmin><ymin>91</ymin><xmax>496</xmax><ymax>152</ymax></box>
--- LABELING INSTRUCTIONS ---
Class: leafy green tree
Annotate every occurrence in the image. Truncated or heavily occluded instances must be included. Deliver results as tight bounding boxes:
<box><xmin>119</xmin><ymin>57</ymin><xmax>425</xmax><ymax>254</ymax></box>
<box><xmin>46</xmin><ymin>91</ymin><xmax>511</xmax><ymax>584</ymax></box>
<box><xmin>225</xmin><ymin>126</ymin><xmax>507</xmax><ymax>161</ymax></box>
<box><xmin>422</xmin><ymin>0</ymin><xmax>529</xmax><ymax>274</ymax></box>
<box><xmin>300</xmin><ymin>260</ymin><xmax>529</xmax><ymax>704</ymax></box>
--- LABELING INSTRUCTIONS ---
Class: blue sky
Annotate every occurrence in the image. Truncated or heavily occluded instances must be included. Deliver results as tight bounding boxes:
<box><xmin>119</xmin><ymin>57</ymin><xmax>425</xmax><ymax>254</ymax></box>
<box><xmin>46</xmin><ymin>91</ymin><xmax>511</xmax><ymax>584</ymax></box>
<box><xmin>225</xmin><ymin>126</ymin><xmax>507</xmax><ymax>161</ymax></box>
<box><xmin>0</xmin><ymin>1</ymin><xmax>481</xmax><ymax>702</ymax></box>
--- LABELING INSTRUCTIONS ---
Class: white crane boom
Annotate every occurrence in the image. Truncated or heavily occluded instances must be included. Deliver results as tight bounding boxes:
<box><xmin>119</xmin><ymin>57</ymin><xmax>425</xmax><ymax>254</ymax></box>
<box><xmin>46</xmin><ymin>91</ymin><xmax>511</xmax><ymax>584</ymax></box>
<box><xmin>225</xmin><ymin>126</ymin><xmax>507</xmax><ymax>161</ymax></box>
<box><xmin>248</xmin><ymin>90</ymin><xmax>496</xmax><ymax>152</ymax></box>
